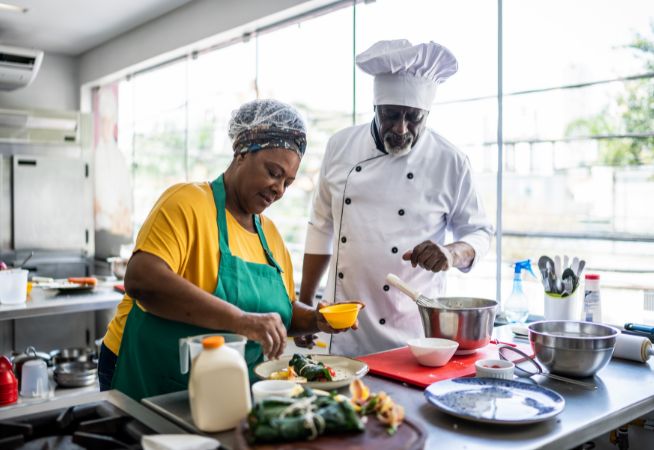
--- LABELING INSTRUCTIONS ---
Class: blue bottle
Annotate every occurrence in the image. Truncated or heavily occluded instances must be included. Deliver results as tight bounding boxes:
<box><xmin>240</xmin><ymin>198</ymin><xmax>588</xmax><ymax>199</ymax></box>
<box><xmin>504</xmin><ymin>260</ymin><xmax>536</xmax><ymax>323</ymax></box>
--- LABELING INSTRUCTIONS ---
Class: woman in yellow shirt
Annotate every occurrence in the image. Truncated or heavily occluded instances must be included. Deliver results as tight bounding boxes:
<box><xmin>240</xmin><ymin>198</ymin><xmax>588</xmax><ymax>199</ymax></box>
<box><xmin>99</xmin><ymin>99</ymin><xmax>356</xmax><ymax>400</ymax></box>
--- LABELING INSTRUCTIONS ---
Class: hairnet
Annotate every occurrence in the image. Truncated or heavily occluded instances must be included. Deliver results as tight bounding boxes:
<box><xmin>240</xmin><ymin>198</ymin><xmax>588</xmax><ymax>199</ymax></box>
<box><xmin>228</xmin><ymin>99</ymin><xmax>307</xmax><ymax>159</ymax></box>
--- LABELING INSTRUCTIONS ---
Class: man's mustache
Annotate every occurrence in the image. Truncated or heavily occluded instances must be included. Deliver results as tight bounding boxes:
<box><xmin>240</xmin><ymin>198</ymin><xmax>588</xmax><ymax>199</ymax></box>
<box><xmin>383</xmin><ymin>132</ymin><xmax>412</xmax><ymax>147</ymax></box>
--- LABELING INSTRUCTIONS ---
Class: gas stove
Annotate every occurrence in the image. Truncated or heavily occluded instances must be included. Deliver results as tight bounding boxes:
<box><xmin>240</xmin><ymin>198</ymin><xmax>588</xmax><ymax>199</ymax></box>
<box><xmin>0</xmin><ymin>391</ymin><xmax>187</xmax><ymax>449</ymax></box>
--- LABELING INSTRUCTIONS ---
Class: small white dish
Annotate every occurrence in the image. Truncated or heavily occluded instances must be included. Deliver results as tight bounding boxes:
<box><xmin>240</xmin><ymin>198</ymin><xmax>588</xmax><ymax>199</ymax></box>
<box><xmin>407</xmin><ymin>338</ymin><xmax>459</xmax><ymax>367</ymax></box>
<box><xmin>475</xmin><ymin>358</ymin><xmax>515</xmax><ymax>380</ymax></box>
<box><xmin>251</xmin><ymin>380</ymin><xmax>301</xmax><ymax>403</ymax></box>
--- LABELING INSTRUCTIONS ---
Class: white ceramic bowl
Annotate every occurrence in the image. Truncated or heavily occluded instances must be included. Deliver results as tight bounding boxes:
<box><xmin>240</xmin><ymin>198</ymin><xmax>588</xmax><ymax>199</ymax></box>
<box><xmin>407</xmin><ymin>338</ymin><xmax>459</xmax><ymax>367</ymax></box>
<box><xmin>251</xmin><ymin>380</ymin><xmax>301</xmax><ymax>403</ymax></box>
<box><xmin>475</xmin><ymin>359</ymin><xmax>515</xmax><ymax>380</ymax></box>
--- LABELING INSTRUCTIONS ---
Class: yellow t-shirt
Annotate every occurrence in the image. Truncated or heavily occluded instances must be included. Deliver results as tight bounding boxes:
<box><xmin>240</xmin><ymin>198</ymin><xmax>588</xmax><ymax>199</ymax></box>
<box><xmin>103</xmin><ymin>182</ymin><xmax>296</xmax><ymax>355</ymax></box>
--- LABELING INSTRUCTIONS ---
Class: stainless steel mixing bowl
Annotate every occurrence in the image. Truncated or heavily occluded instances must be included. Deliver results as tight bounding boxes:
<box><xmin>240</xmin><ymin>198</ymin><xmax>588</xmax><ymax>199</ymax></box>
<box><xmin>418</xmin><ymin>297</ymin><xmax>498</xmax><ymax>352</ymax></box>
<box><xmin>528</xmin><ymin>320</ymin><xmax>619</xmax><ymax>377</ymax></box>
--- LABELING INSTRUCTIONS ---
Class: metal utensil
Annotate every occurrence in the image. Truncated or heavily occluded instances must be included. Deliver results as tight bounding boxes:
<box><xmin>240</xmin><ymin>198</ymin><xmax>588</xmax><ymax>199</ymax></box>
<box><xmin>14</xmin><ymin>251</ymin><xmax>33</xmax><ymax>269</ymax></box>
<box><xmin>576</xmin><ymin>260</ymin><xmax>586</xmax><ymax>278</ymax></box>
<box><xmin>537</xmin><ymin>256</ymin><xmax>551</xmax><ymax>292</ymax></box>
<box><xmin>499</xmin><ymin>345</ymin><xmax>597</xmax><ymax>390</ymax></box>
<box><xmin>561</xmin><ymin>268</ymin><xmax>577</xmax><ymax>296</ymax></box>
<box><xmin>571</xmin><ymin>257</ymin><xmax>580</xmax><ymax>275</ymax></box>
<box><xmin>417</xmin><ymin>297</ymin><xmax>498</xmax><ymax>353</ymax></box>
<box><xmin>386</xmin><ymin>273</ymin><xmax>448</xmax><ymax>308</ymax></box>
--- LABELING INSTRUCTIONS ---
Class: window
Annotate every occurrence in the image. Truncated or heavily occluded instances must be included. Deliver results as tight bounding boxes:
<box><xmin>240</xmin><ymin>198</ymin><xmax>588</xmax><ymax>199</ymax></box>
<box><xmin>503</xmin><ymin>0</ymin><xmax>654</xmax><ymax>319</ymax></box>
<box><xmin>111</xmin><ymin>0</ymin><xmax>654</xmax><ymax>324</ymax></box>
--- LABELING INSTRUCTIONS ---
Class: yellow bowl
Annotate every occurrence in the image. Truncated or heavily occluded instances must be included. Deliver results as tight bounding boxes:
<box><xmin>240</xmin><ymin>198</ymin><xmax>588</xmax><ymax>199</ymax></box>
<box><xmin>319</xmin><ymin>303</ymin><xmax>362</xmax><ymax>329</ymax></box>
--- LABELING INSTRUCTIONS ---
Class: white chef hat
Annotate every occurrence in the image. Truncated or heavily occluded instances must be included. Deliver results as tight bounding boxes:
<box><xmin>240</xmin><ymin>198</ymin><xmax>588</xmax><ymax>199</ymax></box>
<box><xmin>355</xmin><ymin>39</ymin><xmax>458</xmax><ymax>111</ymax></box>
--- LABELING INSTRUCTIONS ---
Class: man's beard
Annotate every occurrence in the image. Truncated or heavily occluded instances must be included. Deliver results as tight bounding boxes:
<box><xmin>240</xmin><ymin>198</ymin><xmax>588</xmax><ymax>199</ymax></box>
<box><xmin>383</xmin><ymin>132</ymin><xmax>413</xmax><ymax>156</ymax></box>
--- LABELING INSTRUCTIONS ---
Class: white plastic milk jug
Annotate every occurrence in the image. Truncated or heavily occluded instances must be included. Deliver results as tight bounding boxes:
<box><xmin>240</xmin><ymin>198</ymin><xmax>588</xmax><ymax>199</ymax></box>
<box><xmin>189</xmin><ymin>335</ymin><xmax>251</xmax><ymax>432</ymax></box>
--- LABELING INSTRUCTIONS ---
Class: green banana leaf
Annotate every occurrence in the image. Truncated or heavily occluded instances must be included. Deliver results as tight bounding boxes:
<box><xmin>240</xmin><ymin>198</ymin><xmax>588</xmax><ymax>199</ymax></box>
<box><xmin>289</xmin><ymin>354</ymin><xmax>333</xmax><ymax>381</ymax></box>
<box><xmin>248</xmin><ymin>390</ymin><xmax>364</xmax><ymax>444</ymax></box>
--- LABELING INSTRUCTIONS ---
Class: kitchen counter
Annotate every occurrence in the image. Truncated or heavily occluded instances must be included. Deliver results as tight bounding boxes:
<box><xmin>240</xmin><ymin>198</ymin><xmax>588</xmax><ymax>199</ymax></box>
<box><xmin>142</xmin><ymin>326</ymin><xmax>654</xmax><ymax>450</ymax></box>
<box><xmin>0</xmin><ymin>286</ymin><xmax>122</xmax><ymax>320</ymax></box>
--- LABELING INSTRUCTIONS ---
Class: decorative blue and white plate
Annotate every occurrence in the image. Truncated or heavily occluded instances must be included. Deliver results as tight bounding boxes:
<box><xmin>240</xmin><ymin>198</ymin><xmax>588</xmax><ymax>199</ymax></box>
<box><xmin>424</xmin><ymin>377</ymin><xmax>565</xmax><ymax>425</ymax></box>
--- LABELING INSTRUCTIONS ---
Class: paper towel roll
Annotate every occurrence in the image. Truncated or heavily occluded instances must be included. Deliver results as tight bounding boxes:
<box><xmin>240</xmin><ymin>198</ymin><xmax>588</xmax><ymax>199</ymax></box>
<box><xmin>613</xmin><ymin>333</ymin><xmax>652</xmax><ymax>362</ymax></box>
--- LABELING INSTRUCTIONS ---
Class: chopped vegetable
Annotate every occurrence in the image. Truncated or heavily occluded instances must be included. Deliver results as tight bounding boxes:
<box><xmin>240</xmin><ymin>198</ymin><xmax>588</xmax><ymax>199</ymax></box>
<box><xmin>348</xmin><ymin>381</ymin><xmax>405</xmax><ymax>435</ymax></box>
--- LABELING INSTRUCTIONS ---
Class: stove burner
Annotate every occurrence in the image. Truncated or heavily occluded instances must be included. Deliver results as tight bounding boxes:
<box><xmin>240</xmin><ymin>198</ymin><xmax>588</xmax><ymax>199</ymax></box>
<box><xmin>0</xmin><ymin>401</ymin><xmax>155</xmax><ymax>449</ymax></box>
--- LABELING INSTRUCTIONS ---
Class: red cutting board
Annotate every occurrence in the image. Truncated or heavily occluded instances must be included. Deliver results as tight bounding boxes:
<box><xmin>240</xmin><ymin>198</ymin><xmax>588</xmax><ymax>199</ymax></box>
<box><xmin>357</xmin><ymin>343</ymin><xmax>533</xmax><ymax>389</ymax></box>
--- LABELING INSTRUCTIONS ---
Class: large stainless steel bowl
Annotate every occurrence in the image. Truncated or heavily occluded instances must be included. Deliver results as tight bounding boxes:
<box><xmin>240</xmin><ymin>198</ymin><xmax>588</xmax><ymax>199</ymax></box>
<box><xmin>528</xmin><ymin>320</ymin><xmax>619</xmax><ymax>377</ymax></box>
<box><xmin>418</xmin><ymin>297</ymin><xmax>497</xmax><ymax>352</ymax></box>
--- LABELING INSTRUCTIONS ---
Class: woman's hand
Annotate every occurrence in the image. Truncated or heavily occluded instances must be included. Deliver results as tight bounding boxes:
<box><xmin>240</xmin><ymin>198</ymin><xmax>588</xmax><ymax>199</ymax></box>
<box><xmin>239</xmin><ymin>312</ymin><xmax>287</xmax><ymax>359</ymax></box>
<box><xmin>315</xmin><ymin>300</ymin><xmax>363</xmax><ymax>334</ymax></box>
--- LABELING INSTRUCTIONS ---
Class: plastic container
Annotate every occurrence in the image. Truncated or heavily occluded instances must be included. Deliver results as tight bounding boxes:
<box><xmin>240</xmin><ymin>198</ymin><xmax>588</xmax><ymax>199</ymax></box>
<box><xmin>189</xmin><ymin>336</ymin><xmax>251</xmax><ymax>432</ymax></box>
<box><xmin>503</xmin><ymin>260</ymin><xmax>535</xmax><ymax>323</ymax></box>
<box><xmin>319</xmin><ymin>303</ymin><xmax>363</xmax><ymax>329</ymax></box>
<box><xmin>0</xmin><ymin>269</ymin><xmax>28</xmax><ymax>304</ymax></box>
<box><xmin>581</xmin><ymin>274</ymin><xmax>602</xmax><ymax>323</ymax></box>
<box><xmin>19</xmin><ymin>359</ymin><xmax>49</xmax><ymax>398</ymax></box>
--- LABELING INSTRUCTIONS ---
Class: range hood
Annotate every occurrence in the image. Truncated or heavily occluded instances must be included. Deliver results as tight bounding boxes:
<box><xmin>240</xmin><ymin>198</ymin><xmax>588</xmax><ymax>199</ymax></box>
<box><xmin>0</xmin><ymin>108</ymin><xmax>82</xmax><ymax>145</ymax></box>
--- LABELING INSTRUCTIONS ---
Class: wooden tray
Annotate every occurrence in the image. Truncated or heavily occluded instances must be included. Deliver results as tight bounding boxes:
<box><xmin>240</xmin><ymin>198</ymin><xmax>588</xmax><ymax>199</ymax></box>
<box><xmin>234</xmin><ymin>415</ymin><xmax>426</xmax><ymax>450</ymax></box>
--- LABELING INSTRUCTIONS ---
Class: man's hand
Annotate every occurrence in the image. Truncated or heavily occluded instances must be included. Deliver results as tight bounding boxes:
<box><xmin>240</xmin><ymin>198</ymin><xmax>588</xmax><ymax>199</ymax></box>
<box><xmin>402</xmin><ymin>241</ymin><xmax>454</xmax><ymax>273</ymax></box>
<box><xmin>239</xmin><ymin>312</ymin><xmax>287</xmax><ymax>359</ymax></box>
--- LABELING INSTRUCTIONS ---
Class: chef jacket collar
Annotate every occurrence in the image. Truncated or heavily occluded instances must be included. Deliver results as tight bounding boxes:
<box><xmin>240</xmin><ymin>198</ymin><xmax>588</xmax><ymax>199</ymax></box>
<box><xmin>370</xmin><ymin>120</ymin><xmax>387</xmax><ymax>154</ymax></box>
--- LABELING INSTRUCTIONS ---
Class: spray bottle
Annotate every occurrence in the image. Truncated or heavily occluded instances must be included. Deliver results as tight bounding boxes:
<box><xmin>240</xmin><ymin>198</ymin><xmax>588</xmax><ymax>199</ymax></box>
<box><xmin>503</xmin><ymin>259</ymin><xmax>536</xmax><ymax>323</ymax></box>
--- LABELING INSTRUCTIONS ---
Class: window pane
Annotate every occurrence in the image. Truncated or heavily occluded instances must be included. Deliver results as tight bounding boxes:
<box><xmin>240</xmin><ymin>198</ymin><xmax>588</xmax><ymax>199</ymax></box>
<box><xmin>503</xmin><ymin>0</ymin><xmax>654</xmax><ymax>321</ymax></box>
<box><xmin>356</xmin><ymin>0</ymin><xmax>499</xmax><ymax>298</ymax></box>
<box><xmin>257</xmin><ymin>7</ymin><xmax>354</xmax><ymax>273</ymax></box>
<box><xmin>504</xmin><ymin>0</ymin><xmax>653</xmax><ymax>92</ymax></box>
<box><xmin>187</xmin><ymin>41</ymin><xmax>257</xmax><ymax>181</ymax></box>
<box><xmin>355</xmin><ymin>0</ymin><xmax>498</xmax><ymax>118</ymax></box>
<box><xmin>131</xmin><ymin>60</ymin><xmax>188</xmax><ymax>228</ymax></box>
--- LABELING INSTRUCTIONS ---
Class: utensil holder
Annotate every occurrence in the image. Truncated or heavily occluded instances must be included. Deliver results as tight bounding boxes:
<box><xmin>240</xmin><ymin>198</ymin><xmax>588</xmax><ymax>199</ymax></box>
<box><xmin>544</xmin><ymin>291</ymin><xmax>578</xmax><ymax>320</ymax></box>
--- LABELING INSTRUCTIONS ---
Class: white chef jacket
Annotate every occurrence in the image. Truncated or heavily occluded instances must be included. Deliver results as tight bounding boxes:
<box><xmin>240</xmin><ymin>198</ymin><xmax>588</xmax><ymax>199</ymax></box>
<box><xmin>305</xmin><ymin>123</ymin><xmax>493</xmax><ymax>357</ymax></box>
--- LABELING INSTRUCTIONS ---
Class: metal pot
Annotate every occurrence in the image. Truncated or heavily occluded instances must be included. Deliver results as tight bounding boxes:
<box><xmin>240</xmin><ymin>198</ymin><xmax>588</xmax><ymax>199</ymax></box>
<box><xmin>11</xmin><ymin>347</ymin><xmax>52</xmax><ymax>384</ymax></box>
<box><xmin>53</xmin><ymin>361</ymin><xmax>98</xmax><ymax>388</ymax></box>
<box><xmin>528</xmin><ymin>320</ymin><xmax>619</xmax><ymax>377</ymax></box>
<box><xmin>418</xmin><ymin>297</ymin><xmax>498</xmax><ymax>353</ymax></box>
<box><xmin>50</xmin><ymin>347</ymin><xmax>96</xmax><ymax>365</ymax></box>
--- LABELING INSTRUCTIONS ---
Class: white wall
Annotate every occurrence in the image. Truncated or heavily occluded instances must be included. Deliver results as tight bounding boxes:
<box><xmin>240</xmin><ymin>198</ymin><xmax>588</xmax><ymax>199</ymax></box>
<box><xmin>0</xmin><ymin>52</ymin><xmax>79</xmax><ymax>111</ymax></box>
<box><xmin>78</xmin><ymin>0</ymin><xmax>324</xmax><ymax>88</ymax></box>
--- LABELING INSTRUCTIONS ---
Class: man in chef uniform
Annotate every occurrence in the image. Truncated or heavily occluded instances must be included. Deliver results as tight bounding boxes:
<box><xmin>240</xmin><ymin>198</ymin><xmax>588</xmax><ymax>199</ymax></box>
<box><xmin>297</xmin><ymin>39</ymin><xmax>494</xmax><ymax>356</ymax></box>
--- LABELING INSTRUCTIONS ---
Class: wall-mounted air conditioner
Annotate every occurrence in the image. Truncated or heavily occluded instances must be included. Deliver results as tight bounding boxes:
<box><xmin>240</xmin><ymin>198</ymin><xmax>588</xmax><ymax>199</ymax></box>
<box><xmin>0</xmin><ymin>44</ymin><xmax>44</xmax><ymax>91</ymax></box>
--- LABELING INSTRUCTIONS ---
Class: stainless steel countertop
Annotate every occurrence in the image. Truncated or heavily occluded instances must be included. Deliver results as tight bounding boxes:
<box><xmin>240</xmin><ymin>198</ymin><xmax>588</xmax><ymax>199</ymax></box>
<box><xmin>142</xmin><ymin>326</ymin><xmax>654</xmax><ymax>450</ymax></box>
<box><xmin>0</xmin><ymin>286</ymin><xmax>122</xmax><ymax>320</ymax></box>
<box><xmin>0</xmin><ymin>389</ymin><xmax>188</xmax><ymax>435</ymax></box>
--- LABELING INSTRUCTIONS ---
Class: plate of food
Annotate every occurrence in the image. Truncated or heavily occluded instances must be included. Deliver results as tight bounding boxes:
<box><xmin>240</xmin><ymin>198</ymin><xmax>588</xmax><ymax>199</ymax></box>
<box><xmin>424</xmin><ymin>377</ymin><xmax>565</xmax><ymax>425</ymax></box>
<box><xmin>254</xmin><ymin>353</ymin><xmax>369</xmax><ymax>390</ymax></box>
<box><xmin>236</xmin><ymin>379</ymin><xmax>424</xmax><ymax>449</ymax></box>
<box><xmin>39</xmin><ymin>277</ymin><xmax>97</xmax><ymax>293</ymax></box>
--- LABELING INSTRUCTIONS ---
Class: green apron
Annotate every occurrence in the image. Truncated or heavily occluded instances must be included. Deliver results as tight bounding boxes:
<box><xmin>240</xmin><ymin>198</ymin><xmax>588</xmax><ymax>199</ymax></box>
<box><xmin>111</xmin><ymin>175</ymin><xmax>293</xmax><ymax>401</ymax></box>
